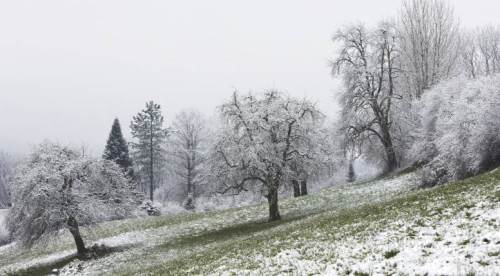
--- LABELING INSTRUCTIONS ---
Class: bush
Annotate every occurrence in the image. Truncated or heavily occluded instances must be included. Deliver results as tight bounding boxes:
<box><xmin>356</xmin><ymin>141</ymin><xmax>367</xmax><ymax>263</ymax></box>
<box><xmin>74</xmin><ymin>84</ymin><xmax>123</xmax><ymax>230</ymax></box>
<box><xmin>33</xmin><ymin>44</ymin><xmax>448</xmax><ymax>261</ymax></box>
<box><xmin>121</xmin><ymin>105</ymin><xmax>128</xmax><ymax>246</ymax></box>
<box><xmin>140</xmin><ymin>201</ymin><xmax>162</xmax><ymax>216</ymax></box>
<box><xmin>413</xmin><ymin>75</ymin><xmax>500</xmax><ymax>186</ymax></box>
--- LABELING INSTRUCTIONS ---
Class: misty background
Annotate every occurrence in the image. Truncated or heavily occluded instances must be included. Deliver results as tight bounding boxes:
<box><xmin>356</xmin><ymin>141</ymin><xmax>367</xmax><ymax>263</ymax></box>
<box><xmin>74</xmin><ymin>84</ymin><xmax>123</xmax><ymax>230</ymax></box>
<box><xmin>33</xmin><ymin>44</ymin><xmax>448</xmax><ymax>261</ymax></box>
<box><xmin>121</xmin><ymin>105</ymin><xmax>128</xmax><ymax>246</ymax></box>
<box><xmin>1</xmin><ymin>0</ymin><xmax>499</xmax><ymax>155</ymax></box>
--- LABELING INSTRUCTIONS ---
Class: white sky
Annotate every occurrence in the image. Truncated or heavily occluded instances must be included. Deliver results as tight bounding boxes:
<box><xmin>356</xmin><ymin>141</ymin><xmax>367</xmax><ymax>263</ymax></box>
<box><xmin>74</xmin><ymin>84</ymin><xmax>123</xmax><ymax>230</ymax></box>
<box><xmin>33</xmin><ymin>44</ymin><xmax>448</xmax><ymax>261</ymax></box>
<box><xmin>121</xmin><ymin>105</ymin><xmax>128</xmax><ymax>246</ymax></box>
<box><xmin>1</xmin><ymin>0</ymin><xmax>499</xmax><ymax>155</ymax></box>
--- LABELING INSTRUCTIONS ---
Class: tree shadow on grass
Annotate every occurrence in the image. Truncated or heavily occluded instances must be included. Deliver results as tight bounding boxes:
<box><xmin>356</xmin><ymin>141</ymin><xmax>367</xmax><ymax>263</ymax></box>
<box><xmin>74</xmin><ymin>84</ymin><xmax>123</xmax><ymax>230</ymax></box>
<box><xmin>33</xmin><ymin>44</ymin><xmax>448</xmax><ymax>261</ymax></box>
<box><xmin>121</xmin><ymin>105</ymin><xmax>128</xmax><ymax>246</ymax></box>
<box><xmin>156</xmin><ymin>213</ymin><xmax>310</xmax><ymax>251</ymax></box>
<box><xmin>10</xmin><ymin>244</ymin><xmax>133</xmax><ymax>276</ymax></box>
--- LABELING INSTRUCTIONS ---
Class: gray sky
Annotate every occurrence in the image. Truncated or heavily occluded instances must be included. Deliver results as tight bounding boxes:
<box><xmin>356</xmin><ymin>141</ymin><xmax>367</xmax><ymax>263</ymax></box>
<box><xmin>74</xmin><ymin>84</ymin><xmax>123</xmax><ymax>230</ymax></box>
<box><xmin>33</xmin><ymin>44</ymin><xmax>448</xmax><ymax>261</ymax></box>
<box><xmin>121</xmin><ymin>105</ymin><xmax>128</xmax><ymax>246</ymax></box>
<box><xmin>1</xmin><ymin>0</ymin><xmax>499</xmax><ymax>155</ymax></box>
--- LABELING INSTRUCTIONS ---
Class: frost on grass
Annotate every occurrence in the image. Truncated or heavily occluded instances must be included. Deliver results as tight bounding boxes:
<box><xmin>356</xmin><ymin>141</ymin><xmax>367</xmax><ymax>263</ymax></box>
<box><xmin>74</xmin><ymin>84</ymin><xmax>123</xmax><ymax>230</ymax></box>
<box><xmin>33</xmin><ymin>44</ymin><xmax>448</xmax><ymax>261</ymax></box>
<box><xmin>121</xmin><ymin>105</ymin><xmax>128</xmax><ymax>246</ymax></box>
<box><xmin>0</xmin><ymin>172</ymin><xmax>417</xmax><ymax>274</ymax></box>
<box><xmin>1</xmin><ymin>171</ymin><xmax>499</xmax><ymax>275</ymax></box>
<box><xmin>208</xmin><ymin>173</ymin><xmax>500</xmax><ymax>276</ymax></box>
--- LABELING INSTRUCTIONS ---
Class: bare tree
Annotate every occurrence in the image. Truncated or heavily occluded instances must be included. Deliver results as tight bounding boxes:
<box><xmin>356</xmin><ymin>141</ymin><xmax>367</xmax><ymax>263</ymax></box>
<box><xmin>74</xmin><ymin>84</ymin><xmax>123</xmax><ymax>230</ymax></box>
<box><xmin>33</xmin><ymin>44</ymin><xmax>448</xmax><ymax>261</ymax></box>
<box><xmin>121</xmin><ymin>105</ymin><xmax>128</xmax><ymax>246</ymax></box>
<box><xmin>477</xmin><ymin>26</ymin><xmax>500</xmax><ymax>76</ymax></box>
<box><xmin>170</xmin><ymin>110</ymin><xmax>207</xmax><ymax>208</ymax></box>
<box><xmin>460</xmin><ymin>26</ymin><xmax>500</xmax><ymax>78</ymax></box>
<box><xmin>399</xmin><ymin>0</ymin><xmax>461</xmax><ymax>98</ymax></box>
<box><xmin>332</xmin><ymin>22</ymin><xmax>401</xmax><ymax>172</ymax></box>
<box><xmin>461</xmin><ymin>31</ymin><xmax>480</xmax><ymax>79</ymax></box>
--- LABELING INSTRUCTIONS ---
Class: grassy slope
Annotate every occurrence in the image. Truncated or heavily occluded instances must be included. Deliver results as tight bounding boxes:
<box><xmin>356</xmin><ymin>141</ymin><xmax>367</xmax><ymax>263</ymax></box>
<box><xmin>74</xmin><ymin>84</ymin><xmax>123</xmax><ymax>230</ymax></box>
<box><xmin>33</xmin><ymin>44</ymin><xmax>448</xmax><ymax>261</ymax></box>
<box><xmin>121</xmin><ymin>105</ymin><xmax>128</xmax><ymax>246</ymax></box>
<box><xmin>1</xmin><ymin>169</ymin><xmax>499</xmax><ymax>275</ymax></box>
<box><xmin>144</xmin><ymin>169</ymin><xmax>500</xmax><ymax>275</ymax></box>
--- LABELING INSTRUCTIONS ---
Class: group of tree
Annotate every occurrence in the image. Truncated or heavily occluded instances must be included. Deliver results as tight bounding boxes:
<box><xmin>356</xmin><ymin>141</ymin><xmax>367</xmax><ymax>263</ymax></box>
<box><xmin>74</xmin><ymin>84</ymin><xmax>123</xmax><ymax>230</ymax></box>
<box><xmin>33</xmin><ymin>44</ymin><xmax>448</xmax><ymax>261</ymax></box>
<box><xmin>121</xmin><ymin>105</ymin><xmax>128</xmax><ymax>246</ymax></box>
<box><xmin>332</xmin><ymin>0</ymin><xmax>500</xmax><ymax>185</ymax></box>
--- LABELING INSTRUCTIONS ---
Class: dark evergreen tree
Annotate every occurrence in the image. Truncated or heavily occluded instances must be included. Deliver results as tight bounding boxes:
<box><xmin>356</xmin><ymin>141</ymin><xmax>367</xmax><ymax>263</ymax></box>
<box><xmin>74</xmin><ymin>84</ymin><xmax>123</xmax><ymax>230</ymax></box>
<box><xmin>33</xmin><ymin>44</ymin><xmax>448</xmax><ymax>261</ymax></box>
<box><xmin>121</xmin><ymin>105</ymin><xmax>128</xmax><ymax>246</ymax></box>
<box><xmin>347</xmin><ymin>161</ymin><xmax>356</xmax><ymax>183</ymax></box>
<box><xmin>130</xmin><ymin>101</ymin><xmax>169</xmax><ymax>202</ymax></box>
<box><xmin>103</xmin><ymin>118</ymin><xmax>133</xmax><ymax>174</ymax></box>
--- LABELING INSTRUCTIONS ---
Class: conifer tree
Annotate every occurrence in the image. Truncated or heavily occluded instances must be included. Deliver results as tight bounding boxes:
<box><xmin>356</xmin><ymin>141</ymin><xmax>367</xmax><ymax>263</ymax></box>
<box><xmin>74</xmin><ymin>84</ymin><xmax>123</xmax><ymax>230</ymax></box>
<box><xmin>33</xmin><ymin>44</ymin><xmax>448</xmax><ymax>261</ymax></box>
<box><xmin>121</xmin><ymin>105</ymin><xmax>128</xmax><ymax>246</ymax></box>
<box><xmin>103</xmin><ymin>118</ymin><xmax>133</xmax><ymax>175</ymax></box>
<box><xmin>130</xmin><ymin>101</ymin><xmax>169</xmax><ymax>201</ymax></box>
<box><xmin>347</xmin><ymin>161</ymin><xmax>356</xmax><ymax>183</ymax></box>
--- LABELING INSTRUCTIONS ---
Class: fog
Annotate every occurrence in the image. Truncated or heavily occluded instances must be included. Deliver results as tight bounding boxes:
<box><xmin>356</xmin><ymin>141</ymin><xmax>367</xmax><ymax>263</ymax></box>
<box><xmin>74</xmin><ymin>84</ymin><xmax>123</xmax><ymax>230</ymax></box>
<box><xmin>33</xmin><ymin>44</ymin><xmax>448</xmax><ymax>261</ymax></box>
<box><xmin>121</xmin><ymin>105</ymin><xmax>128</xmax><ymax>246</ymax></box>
<box><xmin>1</xmin><ymin>0</ymin><xmax>499</xmax><ymax>155</ymax></box>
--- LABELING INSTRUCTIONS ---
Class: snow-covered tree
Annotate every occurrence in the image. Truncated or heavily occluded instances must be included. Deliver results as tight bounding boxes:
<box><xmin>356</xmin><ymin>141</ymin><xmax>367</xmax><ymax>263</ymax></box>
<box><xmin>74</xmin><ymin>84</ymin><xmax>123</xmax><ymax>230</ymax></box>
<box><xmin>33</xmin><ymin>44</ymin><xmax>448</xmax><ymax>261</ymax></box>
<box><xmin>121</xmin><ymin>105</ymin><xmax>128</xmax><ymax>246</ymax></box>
<box><xmin>332</xmin><ymin>22</ymin><xmax>401</xmax><ymax>173</ymax></box>
<box><xmin>7</xmin><ymin>142</ymin><xmax>139</xmax><ymax>257</ymax></box>
<box><xmin>130</xmin><ymin>101</ymin><xmax>169</xmax><ymax>201</ymax></box>
<box><xmin>103</xmin><ymin>118</ymin><xmax>133</xmax><ymax>175</ymax></box>
<box><xmin>399</xmin><ymin>0</ymin><xmax>461</xmax><ymax>98</ymax></box>
<box><xmin>288</xmin><ymin>122</ymin><xmax>340</xmax><ymax>196</ymax></box>
<box><xmin>209</xmin><ymin>91</ymin><xmax>324</xmax><ymax>221</ymax></box>
<box><xmin>169</xmin><ymin>110</ymin><xmax>207</xmax><ymax>208</ymax></box>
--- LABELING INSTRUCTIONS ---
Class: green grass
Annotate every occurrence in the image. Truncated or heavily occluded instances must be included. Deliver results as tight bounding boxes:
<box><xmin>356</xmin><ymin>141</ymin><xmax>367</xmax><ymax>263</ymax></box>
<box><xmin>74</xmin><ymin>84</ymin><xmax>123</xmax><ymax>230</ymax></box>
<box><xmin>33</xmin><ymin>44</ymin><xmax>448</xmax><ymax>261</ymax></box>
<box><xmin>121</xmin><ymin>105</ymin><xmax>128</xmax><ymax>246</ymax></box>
<box><xmin>384</xmin><ymin>249</ymin><xmax>400</xmax><ymax>259</ymax></box>
<box><xmin>488</xmin><ymin>251</ymin><xmax>500</xmax><ymax>257</ymax></box>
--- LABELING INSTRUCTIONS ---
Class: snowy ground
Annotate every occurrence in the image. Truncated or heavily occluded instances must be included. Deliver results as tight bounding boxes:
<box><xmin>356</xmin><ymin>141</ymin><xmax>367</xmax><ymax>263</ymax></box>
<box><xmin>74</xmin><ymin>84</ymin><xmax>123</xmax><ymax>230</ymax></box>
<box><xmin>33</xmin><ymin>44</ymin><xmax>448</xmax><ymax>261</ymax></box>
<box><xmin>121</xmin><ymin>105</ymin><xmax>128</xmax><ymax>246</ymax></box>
<box><xmin>0</xmin><ymin>169</ymin><xmax>499</xmax><ymax>275</ymax></box>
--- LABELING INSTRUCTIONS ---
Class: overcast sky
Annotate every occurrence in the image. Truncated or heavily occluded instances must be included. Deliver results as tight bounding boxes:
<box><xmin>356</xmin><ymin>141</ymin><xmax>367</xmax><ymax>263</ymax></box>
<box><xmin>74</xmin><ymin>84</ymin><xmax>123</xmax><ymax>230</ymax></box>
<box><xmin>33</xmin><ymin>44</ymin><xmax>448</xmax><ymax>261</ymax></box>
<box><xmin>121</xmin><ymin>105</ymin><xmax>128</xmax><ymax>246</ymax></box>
<box><xmin>1</xmin><ymin>0</ymin><xmax>499</xmax><ymax>155</ymax></box>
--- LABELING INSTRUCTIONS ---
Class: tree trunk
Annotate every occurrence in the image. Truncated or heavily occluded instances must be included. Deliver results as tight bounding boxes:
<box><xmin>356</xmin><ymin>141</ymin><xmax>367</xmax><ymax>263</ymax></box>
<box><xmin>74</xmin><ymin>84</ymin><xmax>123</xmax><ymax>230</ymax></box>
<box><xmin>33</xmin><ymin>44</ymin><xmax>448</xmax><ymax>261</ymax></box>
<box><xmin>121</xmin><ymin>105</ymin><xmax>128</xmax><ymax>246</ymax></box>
<box><xmin>149</xmin><ymin>123</ymin><xmax>154</xmax><ymax>202</ymax></box>
<box><xmin>381</xmin><ymin>125</ymin><xmax>398</xmax><ymax>173</ymax></box>
<box><xmin>292</xmin><ymin>179</ymin><xmax>300</xmax><ymax>197</ymax></box>
<box><xmin>187</xmin><ymin>153</ymin><xmax>193</xmax><ymax>196</ymax></box>
<box><xmin>267</xmin><ymin>185</ymin><xmax>281</xmax><ymax>222</ymax></box>
<box><xmin>385</xmin><ymin>145</ymin><xmax>398</xmax><ymax>173</ymax></box>
<box><xmin>300</xmin><ymin>179</ymin><xmax>308</xmax><ymax>196</ymax></box>
<box><xmin>383</xmin><ymin>135</ymin><xmax>398</xmax><ymax>173</ymax></box>
<box><xmin>67</xmin><ymin>217</ymin><xmax>87</xmax><ymax>258</ymax></box>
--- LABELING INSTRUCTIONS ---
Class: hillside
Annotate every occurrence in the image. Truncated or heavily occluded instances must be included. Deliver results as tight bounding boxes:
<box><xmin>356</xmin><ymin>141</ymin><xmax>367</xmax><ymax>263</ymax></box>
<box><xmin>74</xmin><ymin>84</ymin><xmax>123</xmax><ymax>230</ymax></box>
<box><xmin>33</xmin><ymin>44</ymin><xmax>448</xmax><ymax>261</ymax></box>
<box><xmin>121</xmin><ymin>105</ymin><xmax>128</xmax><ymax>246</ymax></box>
<box><xmin>1</xmin><ymin>169</ymin><xmax>499</xmax><ymax>275</ymax></box>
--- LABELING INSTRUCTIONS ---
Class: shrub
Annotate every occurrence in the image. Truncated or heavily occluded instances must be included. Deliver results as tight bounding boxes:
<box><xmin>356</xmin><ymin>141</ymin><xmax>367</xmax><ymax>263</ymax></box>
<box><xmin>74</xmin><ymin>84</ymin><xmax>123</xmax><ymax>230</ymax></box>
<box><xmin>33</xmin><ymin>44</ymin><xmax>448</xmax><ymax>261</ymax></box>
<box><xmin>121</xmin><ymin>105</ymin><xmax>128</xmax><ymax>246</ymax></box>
<box><xmin>412</xmin><ymin>75</ymin><xmax>500</xmax><ymax>186</ymax></box>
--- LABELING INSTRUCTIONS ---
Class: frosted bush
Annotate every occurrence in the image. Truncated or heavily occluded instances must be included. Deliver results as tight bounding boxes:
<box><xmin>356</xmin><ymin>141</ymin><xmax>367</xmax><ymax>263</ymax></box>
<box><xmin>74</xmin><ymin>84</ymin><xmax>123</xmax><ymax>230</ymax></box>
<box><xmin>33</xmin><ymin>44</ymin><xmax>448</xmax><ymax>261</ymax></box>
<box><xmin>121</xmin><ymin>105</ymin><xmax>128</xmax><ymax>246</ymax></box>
<box><xmin>413</xmin><ymin>75</ymin><xmax>500</xmax><ymax>186</ymax></box>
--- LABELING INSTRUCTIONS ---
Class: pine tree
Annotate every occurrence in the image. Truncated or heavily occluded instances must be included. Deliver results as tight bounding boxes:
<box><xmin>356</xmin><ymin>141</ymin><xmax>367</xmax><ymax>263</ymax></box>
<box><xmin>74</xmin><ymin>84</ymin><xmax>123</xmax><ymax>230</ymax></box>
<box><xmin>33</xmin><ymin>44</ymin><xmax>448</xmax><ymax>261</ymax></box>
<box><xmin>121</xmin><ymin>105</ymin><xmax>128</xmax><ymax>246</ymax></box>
<box><xmin>103</xmin><ymin>118</ymin><xmax>133</xmax><ymax>174</ymax></box>
<box><xmin>130</xmin><ymin>101</ymin><xmax>169</xmax><ymax>201</ymax></box>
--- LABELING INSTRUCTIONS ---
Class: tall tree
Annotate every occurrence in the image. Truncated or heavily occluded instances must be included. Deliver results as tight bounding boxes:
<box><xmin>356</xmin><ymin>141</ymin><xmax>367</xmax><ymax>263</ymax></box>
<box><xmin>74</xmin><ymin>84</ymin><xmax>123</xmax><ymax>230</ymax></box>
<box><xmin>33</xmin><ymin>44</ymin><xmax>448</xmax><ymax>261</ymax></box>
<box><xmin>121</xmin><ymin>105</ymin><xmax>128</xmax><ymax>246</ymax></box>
<box><xmin>130</xmin><ymin>101</ymin><xmax>169</xmax><ymax>201</ymax></box>
<box><xmin>103</xmin><ymin>118</ymin><xmax>133</xmax><ymax>175</ymax></box>
<box><xmin>399</xmin><ymin>0</ymin><xmax>461</xmax><ymax>98</ymax></box>
<box><xmin>170</xmin><ymin>110</ymin><xmax>207</xmax><ymax>206</ymax></box>
<box><xmin>332</xmin><ymin>22</ymin><xmax>400</xmax><ymax>172</ymax></box>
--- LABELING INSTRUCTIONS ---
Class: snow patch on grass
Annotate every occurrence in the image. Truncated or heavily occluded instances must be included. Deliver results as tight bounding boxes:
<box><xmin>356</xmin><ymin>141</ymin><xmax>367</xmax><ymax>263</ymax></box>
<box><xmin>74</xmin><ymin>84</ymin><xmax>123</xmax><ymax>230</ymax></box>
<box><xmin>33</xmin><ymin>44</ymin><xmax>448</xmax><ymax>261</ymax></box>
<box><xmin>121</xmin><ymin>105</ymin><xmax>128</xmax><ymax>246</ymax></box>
<box><xmin>1</xmin><ymin>170</ymin><xmax>498</xmax><ymax>275</ymax></box>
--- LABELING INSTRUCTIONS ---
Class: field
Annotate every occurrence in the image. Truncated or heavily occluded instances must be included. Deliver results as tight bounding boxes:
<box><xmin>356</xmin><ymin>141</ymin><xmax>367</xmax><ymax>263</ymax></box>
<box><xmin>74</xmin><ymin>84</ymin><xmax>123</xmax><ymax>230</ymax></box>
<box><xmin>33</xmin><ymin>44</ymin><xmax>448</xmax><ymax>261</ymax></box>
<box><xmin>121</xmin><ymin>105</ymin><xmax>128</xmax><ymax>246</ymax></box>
<box><xmin>0</xmin><ymin>169</ymin><xmax>499</xmax><ymax>275</ymax></box>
